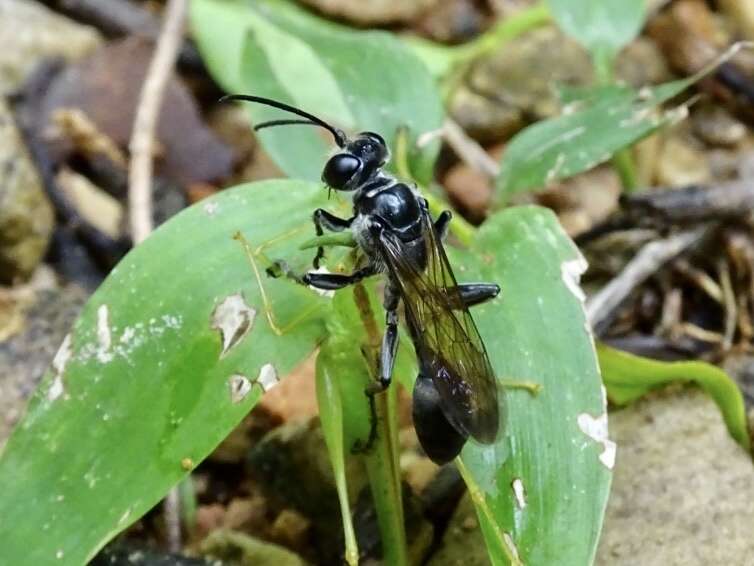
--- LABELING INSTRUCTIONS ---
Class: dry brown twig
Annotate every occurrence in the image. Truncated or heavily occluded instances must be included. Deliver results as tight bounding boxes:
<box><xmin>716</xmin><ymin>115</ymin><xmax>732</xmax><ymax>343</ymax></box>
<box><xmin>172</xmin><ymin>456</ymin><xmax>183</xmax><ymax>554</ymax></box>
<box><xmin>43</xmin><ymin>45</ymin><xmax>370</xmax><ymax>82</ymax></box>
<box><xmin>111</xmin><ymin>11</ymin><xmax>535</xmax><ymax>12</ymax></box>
<box><xmin>128</xmin><ymin>0</ymin><xmax>187</xmax><ymax>245</ymax></box>
<box><xmin>441</xmin><ymin>118</ymin><xmax>500</xmax><ymax>179</ymax></box>
<box><xmin>586</xmin><ymin>226</ymin><xmax>710</xmax><ymax>330</ymax></box>
<box><xmin>126</xmin><ymin>0</ymin><xmax>188</xmax><ymax>551</ymax></box>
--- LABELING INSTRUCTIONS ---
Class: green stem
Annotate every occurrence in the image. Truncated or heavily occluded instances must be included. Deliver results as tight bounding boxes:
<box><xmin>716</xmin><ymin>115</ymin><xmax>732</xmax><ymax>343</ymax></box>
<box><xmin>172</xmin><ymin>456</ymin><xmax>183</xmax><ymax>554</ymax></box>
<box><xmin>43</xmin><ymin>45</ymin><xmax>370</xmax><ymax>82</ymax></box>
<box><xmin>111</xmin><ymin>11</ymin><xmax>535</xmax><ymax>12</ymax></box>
<box><xmin>352</xmin><ymin>284</ymin><xmax>408</xmax><ymax>566</ymax></box>
<box><xmin>611</xmin><ymin>148</ymin><xmax>639</xmax><ymax>192</ymax></box>
<box><xmin>453</xmin><ymin>3</ymin><xmax>551</xmax><ymax>65</ymax></box>
<box><xmin>591</xmin><ymin>49</ymin><xmax>640</xmax><ymax>192</ymax></box>
<box><xmin>441</xmin><ymin>3</ymin><xmax>551</xmax><ymax>102</ymax></box>
<box><xmin>456</xmin><ymin>459</ymin><xmax>523</xmax><ymax>566</ymax></box>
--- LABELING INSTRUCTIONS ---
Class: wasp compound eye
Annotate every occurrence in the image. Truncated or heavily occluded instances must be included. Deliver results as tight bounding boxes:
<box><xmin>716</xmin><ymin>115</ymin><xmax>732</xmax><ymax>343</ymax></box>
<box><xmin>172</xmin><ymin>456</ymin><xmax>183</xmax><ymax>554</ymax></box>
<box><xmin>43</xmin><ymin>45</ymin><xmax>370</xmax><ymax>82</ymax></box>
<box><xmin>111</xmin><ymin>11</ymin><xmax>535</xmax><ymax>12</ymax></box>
<box><xmin>322</xmin><ymin>154</ymin><xmax>362</xmax><ymax>190</ymax></box>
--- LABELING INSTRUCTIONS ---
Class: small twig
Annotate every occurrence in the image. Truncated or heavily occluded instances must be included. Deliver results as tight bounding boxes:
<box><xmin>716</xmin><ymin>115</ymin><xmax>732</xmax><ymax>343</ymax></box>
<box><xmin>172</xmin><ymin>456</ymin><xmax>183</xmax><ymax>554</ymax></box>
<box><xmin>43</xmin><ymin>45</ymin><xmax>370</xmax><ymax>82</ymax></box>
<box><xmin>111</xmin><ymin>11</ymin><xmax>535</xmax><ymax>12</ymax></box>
<box><xmin>658</xmin><ymin>287</ymin><xmax>683</xmax><ymax>338</ymax></box>
<box><xmin>124</xmin><ymin>0</ymin><xmax>188</xmax><ymax>549</ymax></box>
<box><xmin>587</xmin><ymin>226</ymin><xmax>710</xmax><ymax>330</ymax></box>
<box><xmin>442</xmin><ymin>118</ymin><xmax>500</xmax><ymax>179</ymax></box>
<box><xmin>51</xmin><ymin>108</ymin><xmax>127</xmax><ymax>167</ymax></box>
<box><xmin>164</xmin><ymin>485</ymin><xmax>181</xmax><ymax>554</ymax></box>
<box><xmin>677</xmin><ymin>322</ymin><xmax>724</xmax><ymax>344</ymax></box>
<box><xmin>128</xmin><ymin>0</ymin><xmax>187</xmax><ymax>245</ymax></box>
<box><xmin>718</xmin><ymin>258</ymin><xmax>738</xmax><ymax>350</ymax></box>
<box><xmin>673</xmin><ymin>258</ymin><xmax>723</xmax><ymax>303</ymax></box>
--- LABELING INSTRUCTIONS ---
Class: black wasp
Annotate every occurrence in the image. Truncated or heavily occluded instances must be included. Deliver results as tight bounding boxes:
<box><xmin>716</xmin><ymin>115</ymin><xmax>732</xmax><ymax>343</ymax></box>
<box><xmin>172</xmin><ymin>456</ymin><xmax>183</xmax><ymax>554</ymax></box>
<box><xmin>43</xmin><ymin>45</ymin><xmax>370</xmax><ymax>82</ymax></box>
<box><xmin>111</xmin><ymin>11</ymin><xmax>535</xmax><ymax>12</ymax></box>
<box><xmin>225</xmin><ymin>94</ymin><xmax>502</xmax><ymax>464</ymax></box>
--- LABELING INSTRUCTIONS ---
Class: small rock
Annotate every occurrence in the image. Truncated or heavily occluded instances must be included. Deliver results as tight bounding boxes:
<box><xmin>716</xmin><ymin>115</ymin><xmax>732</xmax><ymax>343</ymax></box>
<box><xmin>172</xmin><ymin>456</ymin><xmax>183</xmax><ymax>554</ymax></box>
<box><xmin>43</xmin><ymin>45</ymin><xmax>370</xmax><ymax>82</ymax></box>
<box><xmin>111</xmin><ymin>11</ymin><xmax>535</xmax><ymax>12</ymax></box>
<box><xmin>193</xmin><ymin>503</ymin><xmax>227</xmax><ymax>541</ymax></box>
<box><xmin>442</xmin><ymin>158</ymin><xmax>493</xmax><ymax>222</ymax></box>
<box><xmin>537</xmin><ymin>167</ymin><xmax>622</xmax><ymax>237</ymax></box>
<box><xmin>224</xmin><ymin>495</ymin><xmax>269</xmax><ymax>533</ymax></box>
<box><xmin>692</xmin><ymin>104</ymin><xmax>748</xmax><ymax>147</ymax></box>
<box><xmin>297</xmin><ymin>0</ymin><xmax>438</xmax><ymax>25</ymax></box>
<box><xmin>0</xmin><ymin>279</ymin><xmax>88</xmax><ymax>446</ymax></box>
<box><xmin>451</xmin><ymin>27</ymin><xmax>592</xmax><ymax>142</ymax></box>
<box><xmin>200</xmin><ymin>529</ymin><xmax>305</xmax><ymax>566</ymax></box>
<box><xmin>247</xmin><ymin>418</ymin><xmax>366</xmax><ymax>563</ymax></box>
<box><xmin>718</xmin><ymin>0</ymin><xmax>754</xmax><ymax>41</ymax></box>
<box><xmin>414</xmin><ymin>0</ymin><xmax>489</xmax><ymax>44</ymax></box>
<box><xmin>615</xmin><ymin>37</ymin><xmax>672</xmax><ymax>88</ymax></box>
<box><xmin>38</xmin><ymin>37</ymin><xmax>236</xmax><ymax>186</ymax></box>
<box><xmin>655</xmin><ymin>134</ymin><xmax>711</xmax><ymax>187</ymax></box>
<box><xmin>0</xmin><ymin>97</ymin><xmax>54</xmax><ymax>283</ymax></box>
<box><xmin>647</xmin><ymin>0</ymin><xmax>725</xmax><ymax>74</ymax></box>
<box><xmin>596</xmin><ymin>387</ymin><xmax>754</xmax><ymax>565</ymax></box>
<box><xmin>0</xmin><ymin>0</ymin><xmax>101</xmax><ymax>95</ymax></box>
<box><xmin>268</xmin><ymin>508</ymin><xmax>311</xmax><ymax>552</ymax></box>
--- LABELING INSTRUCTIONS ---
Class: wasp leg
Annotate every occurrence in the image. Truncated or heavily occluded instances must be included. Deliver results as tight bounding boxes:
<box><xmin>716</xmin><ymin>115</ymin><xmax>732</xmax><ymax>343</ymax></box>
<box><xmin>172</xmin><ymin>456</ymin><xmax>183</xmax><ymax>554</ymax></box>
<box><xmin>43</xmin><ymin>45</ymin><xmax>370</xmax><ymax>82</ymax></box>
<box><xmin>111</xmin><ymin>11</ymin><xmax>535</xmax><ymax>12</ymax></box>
<box><xmin>434</xmin><ymin>210</ymin><xmax>452</xmax><ymax>241</ymax></box>
<box><xmin>365</xmin><ymin>282</ymin><xmax>400</xmax><ymax>396</ymax></box>
<box><xmin>303</xmin><ymin>264</ymin><xmax>377</xmax><ymax>290</ymax></box>
<box><xmin>312</xmin><ymin>209</ymin><xmax>353</xmax><ymax>269</ymax></box>
<box><xmin>456</xmin><ymin>283</ymin><xmax>501</xmax><ymax>308</ymax></box>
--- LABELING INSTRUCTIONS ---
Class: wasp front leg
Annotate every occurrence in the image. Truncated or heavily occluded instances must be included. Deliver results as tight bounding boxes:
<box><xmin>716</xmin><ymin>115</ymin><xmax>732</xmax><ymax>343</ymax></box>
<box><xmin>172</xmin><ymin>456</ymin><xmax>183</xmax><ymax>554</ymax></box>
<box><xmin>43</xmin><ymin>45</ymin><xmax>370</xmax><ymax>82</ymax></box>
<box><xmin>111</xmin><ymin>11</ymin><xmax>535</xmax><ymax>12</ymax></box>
<box><xmin>312</xmin><ymin>209</ymin><xmax>353</xmax><ymax>269</ymax></box>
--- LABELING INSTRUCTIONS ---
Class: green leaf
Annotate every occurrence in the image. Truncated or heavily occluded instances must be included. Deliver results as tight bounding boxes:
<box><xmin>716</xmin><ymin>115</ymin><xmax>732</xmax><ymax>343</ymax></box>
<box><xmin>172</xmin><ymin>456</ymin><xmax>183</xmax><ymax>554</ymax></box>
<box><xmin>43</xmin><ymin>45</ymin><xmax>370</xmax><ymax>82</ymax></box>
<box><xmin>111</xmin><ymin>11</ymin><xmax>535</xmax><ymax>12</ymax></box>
<box><xmin>456</xmin><ymin>206</ymin><xmax>611</xmax><ymax>565</ymax></box>
<box><xmin>495</xmin><ymin>44</ymin><xmax>747</xmax><ymax>201</ymax></box>
<box><xmin>546</xmin><ymin>0</ymin><xmax>646</xmax><ymax>60</ymax></box>
<box><xmin>0</xmin><ymin>180</ymin><xmax>333</xmax><ymax>564</ymax></box>
<box><xmin>191</xmin><ymin>0</ymin><xmax>444</xmax><ymax>185</ymax></box>
<box><xmin>598</xmin><ymin>343</ymin><xmax>750</xmax><ymax>451</ymax></box>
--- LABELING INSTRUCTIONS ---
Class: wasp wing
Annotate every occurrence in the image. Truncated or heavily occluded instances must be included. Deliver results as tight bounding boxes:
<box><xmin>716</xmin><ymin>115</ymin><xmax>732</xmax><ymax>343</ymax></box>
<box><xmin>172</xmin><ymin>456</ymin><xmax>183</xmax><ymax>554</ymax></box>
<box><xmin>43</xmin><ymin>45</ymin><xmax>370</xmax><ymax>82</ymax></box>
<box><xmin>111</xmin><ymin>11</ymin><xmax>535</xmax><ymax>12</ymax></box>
<box><xmin>376</xmin><ymin>211</ymin><xmax>499</xmax><ymax>444</ymax></box>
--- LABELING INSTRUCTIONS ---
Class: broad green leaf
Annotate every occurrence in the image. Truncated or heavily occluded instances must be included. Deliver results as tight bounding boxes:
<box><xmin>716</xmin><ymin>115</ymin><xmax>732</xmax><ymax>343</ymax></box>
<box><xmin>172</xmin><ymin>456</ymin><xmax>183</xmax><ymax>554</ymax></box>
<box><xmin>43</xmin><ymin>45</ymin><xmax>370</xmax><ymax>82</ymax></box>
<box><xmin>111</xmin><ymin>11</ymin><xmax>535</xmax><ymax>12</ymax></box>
<box><xmin>598</xmin><ymin>343</ymin><xmax>750</xmax><ymax>451</ymax></box>
<box><xmin>546</xmin><ymin>0</ymin><xmax>645</xmax><ymax>61</ymax></box>
<box><xmin>0</xmin><ymin>180</ymin><xmax>334</xmax><ymax>564</ymax></box>
<box><xmin>495</xmin><ymin>44</ymin><xmax>745</xmax><ymax>201</ymax></box>
<box><xmin>456</xmin><ymin>207</ymin><xmax>611</xmax><ymax>565</ymax></box>
<box><xmin>191</xmin><ymin>0</ymin><xmax>443</xmax><ymax>185</ymax></box>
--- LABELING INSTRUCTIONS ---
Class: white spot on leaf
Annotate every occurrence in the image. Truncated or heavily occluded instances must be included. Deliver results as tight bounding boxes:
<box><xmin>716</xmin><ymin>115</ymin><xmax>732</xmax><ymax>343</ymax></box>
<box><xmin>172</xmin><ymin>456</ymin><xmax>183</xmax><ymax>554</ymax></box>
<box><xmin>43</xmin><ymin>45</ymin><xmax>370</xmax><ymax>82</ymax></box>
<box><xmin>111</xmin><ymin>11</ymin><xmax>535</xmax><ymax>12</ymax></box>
<box><xmin>211</xmin><ymin>294</ymin><xmax>256</xmax><ymax>357</ymax></box>
<box><xmin>561</xmin><ymin>255</ymin><xmax>588</xmax><ymax>302</ymax></box>
<box><xmin>52</xmin><ymin>334</ymin><xmax>72</xmax><ymax>375</ymax></box>
<box><xmin>577</xmin><ymin>412</ymin><xmax>616</xmax><ymax>469</ymax></box>
<box><xmin>228</xmin><ymin>374</ymin><xmax>252</xmax><ymax>404</ymax></box>
<box><xmin>96</xmin><ymin>305</ymin><xmax>113</xmax><ymax>363</ymax></box>
<box><xmin>47</xmin><ymin>377</ymin><xmax>64</xmax><ymax>401</ymax></box>
<box><xmin>118</xmin><ymin>507</ymin><xmax>132</xmax><ymax>525</ymax></box>
<box><xmin>204</xmin><ymin>201</ymin><xmax>219</xmax><ymax>216</ymax></box>
<box><xmin>48</xmin><ymin>334</ymin><xmax>73</xmax><ymax>401</ymax></box>
<box><xmin>256</xmin><ymin>363</ymin><xmax>278</xmax><ymax>392</ymax></box>
<box><xmin>511</xmin><ymin>478</ymin><xmax>527</xmax><ymax>509</ymax></box>
<box><xmin>503</xmin><ymin>532</ymin><xmax>520</xmax><ymax>560</ymax></box>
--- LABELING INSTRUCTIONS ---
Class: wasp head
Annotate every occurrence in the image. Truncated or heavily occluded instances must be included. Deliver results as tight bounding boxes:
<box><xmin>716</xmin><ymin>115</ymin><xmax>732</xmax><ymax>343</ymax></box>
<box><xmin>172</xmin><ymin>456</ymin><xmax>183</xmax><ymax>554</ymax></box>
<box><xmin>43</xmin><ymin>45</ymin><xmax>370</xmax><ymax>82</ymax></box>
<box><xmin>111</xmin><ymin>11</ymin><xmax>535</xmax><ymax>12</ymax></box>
<box><xmin>322</xmin><ymin>131</ymin><xmax>390</xmax><ymax>192</ymax></box>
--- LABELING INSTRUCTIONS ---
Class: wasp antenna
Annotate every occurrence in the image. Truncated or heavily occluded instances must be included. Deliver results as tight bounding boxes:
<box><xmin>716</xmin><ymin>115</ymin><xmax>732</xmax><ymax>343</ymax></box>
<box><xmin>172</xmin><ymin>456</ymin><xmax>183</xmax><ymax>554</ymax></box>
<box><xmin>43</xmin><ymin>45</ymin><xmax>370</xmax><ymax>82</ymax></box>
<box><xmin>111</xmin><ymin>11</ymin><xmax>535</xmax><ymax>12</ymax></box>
<box><xmin>254</xmin><ymin>119</ymin><xmax>319</xmax><ymax>131</ymax></box>
<box><xmin>221</xmin><ymin>94</ymin><xmax>347</xmax><ymax>147</ymax></box>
